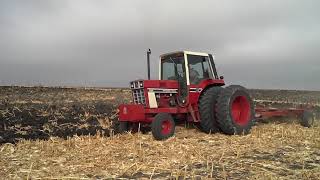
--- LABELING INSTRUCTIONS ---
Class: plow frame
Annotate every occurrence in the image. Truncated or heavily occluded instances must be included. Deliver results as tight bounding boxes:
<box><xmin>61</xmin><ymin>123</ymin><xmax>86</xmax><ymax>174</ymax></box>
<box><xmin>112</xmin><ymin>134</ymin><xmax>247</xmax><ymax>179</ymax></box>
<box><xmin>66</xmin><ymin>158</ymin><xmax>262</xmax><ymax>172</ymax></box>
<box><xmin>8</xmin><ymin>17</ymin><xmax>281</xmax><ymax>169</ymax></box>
<box><xmin>255</xmin><ymin>107</ymin><xmax>305</xmax><ymax>119</ymax></box>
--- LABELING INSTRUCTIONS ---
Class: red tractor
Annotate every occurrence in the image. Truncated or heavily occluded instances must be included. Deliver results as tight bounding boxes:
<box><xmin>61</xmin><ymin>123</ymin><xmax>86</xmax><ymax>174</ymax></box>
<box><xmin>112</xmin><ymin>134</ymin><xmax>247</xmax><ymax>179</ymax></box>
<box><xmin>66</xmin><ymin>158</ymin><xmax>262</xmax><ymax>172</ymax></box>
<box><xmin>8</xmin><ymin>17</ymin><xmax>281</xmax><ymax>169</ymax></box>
<box><xmin>118</xmin><ymin>50</ymin><xmax>314</xmax><ymax>140</ymax></box>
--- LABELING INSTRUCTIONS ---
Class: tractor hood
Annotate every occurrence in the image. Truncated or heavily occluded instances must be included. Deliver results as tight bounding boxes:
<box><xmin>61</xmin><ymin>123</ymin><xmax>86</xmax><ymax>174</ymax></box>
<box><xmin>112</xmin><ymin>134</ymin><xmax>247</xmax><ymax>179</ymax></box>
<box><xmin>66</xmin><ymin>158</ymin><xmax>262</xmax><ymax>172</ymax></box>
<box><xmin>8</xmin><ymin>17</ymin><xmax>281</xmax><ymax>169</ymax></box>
<box><xmin>129</xmin><ymin>79</ymin><xmax>179</xmax><ymax>106</ymax></box>
<box><xmin>143</xmin><ymin>80</ymin><xmax>179</xmax><ymax>89</ymax></box>
<box><xmin>130</xmin><ymin>79</ymin><xmax>179</xmax><ymax>89</ymax></box>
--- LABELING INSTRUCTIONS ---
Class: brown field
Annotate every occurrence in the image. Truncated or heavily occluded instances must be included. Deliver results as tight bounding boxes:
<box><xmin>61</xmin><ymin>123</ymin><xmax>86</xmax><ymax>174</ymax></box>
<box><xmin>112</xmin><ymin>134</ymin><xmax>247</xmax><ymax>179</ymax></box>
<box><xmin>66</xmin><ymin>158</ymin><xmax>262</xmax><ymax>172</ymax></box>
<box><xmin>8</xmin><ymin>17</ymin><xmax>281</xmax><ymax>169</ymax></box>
<box><xmin>0</xmin><ymin>86</ymin><xmax>320</xmax><ymax>179</ymax></box>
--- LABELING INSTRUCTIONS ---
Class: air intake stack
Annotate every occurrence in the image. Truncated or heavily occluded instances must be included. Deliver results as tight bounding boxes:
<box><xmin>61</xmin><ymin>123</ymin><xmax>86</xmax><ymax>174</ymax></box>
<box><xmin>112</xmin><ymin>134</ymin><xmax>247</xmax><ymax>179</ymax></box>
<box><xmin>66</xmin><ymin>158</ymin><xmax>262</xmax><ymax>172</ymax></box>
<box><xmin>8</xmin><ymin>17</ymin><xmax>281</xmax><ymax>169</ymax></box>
<box><xmin>147</xmin><ymin>49</ymin><xmax>151</xmax><ymax>80</ymax></box>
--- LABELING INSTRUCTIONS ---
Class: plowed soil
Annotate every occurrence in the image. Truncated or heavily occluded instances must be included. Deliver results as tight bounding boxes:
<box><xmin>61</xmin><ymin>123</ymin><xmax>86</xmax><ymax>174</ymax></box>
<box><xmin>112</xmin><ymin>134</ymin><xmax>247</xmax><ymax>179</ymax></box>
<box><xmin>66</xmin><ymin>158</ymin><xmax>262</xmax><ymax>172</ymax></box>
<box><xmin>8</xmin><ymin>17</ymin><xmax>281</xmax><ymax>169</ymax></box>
<box><xmin>0</xmin><ymin>86</ymin><xmax>319</xmax><ymax>179</ymax></box>
<box><xmin>0</xmin><ymin>87</ymin><xmax>130</xmax><ymax>143</ymax></box>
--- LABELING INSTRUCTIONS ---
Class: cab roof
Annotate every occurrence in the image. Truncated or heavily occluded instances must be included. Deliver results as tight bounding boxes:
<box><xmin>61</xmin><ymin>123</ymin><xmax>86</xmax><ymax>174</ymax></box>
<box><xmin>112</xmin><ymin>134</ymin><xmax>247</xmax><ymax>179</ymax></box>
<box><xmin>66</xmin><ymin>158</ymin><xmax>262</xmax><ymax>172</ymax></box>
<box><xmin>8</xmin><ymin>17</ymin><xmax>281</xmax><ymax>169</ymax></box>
<box><xmin>160</xmin><ymin>51</ymin><xmax>209</xmax><ymax>57</ymax></box>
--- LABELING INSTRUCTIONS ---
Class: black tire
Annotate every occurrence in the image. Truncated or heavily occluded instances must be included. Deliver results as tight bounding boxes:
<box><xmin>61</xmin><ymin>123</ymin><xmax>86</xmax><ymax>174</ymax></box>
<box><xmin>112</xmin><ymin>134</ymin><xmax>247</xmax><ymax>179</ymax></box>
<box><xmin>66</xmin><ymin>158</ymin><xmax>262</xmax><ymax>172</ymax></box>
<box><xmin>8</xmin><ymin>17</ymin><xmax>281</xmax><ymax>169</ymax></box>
<box><xmin>199</xmin><ymin>86</ymin><xmax>223</xmax><ymax>133</ymax></box>
<box><xmin>118</xmin><ymin>121</ymin><xmax>129</xmax><ymax>133</ymax></box>
<box><xmin>300</xmin><ymin>111</ymin><xmax>315</xmax><ymax>128</ymax></box>
<box><xmin>151</xmin><ymin>113</ymin><xmax>175</xmax><ymax>140</ymax></box>
<box><xmin>216</xmin><ymin>85</ymin><xmax>254</xmax><ymax>135</ymax></box>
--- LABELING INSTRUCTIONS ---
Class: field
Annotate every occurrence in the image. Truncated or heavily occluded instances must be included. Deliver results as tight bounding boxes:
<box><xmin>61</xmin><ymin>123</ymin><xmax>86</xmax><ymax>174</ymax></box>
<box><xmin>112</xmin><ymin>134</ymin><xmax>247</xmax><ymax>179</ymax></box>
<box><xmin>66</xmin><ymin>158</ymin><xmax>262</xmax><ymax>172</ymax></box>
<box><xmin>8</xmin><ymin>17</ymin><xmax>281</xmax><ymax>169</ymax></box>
<box><xmin>0</xmin><ymin>86</ymin><xmax>320</xmax><ymax>179</ymax></box>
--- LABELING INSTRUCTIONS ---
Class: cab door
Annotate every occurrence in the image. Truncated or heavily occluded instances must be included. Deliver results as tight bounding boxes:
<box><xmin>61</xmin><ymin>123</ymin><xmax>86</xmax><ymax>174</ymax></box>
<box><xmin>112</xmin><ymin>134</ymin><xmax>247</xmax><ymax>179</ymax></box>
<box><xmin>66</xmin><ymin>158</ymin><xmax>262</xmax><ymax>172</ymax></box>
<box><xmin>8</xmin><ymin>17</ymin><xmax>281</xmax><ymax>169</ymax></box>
<box><xmin>161</xmin><ymin>54</ymin><xmax>189</xmax><ymax>106</ymax></box>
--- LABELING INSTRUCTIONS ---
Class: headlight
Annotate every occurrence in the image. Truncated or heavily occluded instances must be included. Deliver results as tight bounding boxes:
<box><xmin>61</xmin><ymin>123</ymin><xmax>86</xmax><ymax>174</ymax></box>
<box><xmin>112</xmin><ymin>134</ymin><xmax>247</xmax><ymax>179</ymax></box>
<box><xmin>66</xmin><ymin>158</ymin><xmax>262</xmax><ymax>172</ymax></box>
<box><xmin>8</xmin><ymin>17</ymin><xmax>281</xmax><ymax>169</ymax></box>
<box><xmin>139</xmin><ymin>81</ymin><xmax>143</xmax><ymax>88</ymax></box>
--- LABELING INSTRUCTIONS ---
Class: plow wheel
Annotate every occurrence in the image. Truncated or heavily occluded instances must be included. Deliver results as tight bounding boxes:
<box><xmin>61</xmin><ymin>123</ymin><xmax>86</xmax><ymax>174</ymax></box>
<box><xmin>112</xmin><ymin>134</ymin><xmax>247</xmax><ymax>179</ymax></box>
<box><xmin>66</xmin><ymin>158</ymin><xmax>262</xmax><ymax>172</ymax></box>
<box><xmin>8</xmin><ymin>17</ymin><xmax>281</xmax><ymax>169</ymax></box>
<box><xmin>199</xmin><ymin>86</ymin><xmax>223</xmax><ymax>133</ymax></box>
<box><xmin>151</xmin><ymin>113</ymin><xmax>175</xmax><ymax>140</ymax></box>
<box><xmin>216</xmin><ymin>85</ymin><xmax>254</xmax><ymax>135</ymax></box>
<box><xmin>300</xmin><ymin>110</ymin><xmax>315</xmax><ymax>128</ymax></box>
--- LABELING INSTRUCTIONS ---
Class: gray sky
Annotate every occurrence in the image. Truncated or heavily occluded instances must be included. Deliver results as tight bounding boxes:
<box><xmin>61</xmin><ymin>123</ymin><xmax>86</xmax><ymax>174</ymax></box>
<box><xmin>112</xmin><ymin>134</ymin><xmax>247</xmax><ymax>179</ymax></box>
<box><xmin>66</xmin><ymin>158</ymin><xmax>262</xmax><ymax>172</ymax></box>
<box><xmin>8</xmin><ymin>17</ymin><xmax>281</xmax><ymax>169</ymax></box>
<box><xmin>0</xmin><ymin>0</ymin><xmax>319</xmax><ymax>90</ymax></box>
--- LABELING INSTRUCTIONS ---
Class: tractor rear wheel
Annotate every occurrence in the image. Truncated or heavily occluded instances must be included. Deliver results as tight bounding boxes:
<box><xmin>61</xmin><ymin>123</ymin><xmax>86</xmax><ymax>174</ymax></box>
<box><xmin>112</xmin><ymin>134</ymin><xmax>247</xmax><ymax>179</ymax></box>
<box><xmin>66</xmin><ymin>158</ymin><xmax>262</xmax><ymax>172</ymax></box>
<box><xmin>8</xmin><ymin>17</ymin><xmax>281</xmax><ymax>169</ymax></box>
<box><xmin>199</xmin><ymin>86</ymin><xmax>223</xmax><ymax>133</ymax></box>
<box><xmin>151</xmin><ymin>113</ymin><xmax>175</xmax><ymax>140</ymax></box>
<box><xmin>216</xmin><ymin>85</ymin><xmax>254</xmax><ymax>135</ymax></box>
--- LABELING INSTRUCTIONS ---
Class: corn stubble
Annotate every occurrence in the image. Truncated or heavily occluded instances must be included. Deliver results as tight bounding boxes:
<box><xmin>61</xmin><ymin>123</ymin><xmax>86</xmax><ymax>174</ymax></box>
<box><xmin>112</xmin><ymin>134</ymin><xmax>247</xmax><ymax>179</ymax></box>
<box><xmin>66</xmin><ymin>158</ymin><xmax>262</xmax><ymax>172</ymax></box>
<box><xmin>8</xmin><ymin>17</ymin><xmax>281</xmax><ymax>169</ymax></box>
<box><xmin>0</xmin><ymin>87</ymin><xmax>319</xmax><ymax>179</ymax></box>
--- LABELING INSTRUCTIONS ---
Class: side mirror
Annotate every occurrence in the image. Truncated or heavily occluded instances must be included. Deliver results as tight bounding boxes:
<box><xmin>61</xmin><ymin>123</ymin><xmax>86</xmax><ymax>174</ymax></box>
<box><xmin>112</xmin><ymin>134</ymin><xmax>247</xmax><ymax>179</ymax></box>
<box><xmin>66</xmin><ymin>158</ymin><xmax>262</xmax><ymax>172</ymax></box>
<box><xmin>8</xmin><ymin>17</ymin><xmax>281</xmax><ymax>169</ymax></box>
<box><xmin>219</xmin><ymin>76</ymin><xmax>224</xmax><ymax>80</ymax></box>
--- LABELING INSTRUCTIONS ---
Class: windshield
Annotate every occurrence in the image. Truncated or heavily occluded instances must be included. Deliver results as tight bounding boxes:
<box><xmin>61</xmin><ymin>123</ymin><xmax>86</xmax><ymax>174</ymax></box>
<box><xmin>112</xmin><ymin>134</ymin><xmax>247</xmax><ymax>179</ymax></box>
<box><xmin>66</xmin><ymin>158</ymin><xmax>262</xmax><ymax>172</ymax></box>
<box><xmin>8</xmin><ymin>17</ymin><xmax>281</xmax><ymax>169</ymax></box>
<box><xmin>161</xmin><ymin>54</ymin><xmax>186</xmax><ymax>80</ymax></box>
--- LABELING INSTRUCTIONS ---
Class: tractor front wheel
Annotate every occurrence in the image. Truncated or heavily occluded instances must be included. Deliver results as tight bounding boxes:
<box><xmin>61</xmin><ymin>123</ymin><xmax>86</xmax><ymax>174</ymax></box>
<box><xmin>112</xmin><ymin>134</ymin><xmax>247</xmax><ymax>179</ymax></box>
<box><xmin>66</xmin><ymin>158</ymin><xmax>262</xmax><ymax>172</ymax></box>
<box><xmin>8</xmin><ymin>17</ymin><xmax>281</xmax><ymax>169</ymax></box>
<box><xmin>151</xmin><ymin>113</ymin><xmax>175</xmax><ymax>140</ymax></box>
<box><xmin>216</xmin><ymin>85</ymin><xmax>254</xmax><ymax>135</ymax></box>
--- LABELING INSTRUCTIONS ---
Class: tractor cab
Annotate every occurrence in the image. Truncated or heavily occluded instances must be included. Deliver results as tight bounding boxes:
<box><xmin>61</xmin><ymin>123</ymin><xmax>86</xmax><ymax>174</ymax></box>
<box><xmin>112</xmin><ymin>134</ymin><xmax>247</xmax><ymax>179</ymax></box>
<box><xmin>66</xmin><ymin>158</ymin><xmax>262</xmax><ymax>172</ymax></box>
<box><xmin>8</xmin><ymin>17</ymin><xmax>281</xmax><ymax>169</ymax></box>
<box><xmin>160</xmin><ymin>51</ymin><xmax>220</xmax><ymax>85</ymax></box>
<box><xmin>160</xmin><ymin>51</ymin><xmax>222</xmax><ymax>105</ymax></box>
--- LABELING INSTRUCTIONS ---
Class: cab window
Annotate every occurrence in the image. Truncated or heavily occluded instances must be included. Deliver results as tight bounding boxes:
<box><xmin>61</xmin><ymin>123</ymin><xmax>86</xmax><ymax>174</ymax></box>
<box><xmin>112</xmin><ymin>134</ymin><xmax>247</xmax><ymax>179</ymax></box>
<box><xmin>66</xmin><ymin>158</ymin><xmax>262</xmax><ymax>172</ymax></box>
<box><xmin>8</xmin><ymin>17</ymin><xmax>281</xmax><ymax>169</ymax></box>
<box><xmin>161</xmin><ymin>55</ymin><xmax>185</xmax><ymax>80</ymax></box>
<box><xmin>187</xmin><ymin>55</ymin><xmax>213</xmax><ymax>84</ymax></box>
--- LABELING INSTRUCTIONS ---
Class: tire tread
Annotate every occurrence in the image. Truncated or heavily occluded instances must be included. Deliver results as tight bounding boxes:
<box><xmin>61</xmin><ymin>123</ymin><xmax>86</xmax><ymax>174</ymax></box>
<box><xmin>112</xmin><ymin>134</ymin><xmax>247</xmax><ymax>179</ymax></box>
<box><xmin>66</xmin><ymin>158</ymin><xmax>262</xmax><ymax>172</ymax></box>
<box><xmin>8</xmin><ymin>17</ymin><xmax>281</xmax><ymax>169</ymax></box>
<box><xmin>199</xmin><ymin>87</ymin><xmax>223</xmax><ymax>133</ymax></box>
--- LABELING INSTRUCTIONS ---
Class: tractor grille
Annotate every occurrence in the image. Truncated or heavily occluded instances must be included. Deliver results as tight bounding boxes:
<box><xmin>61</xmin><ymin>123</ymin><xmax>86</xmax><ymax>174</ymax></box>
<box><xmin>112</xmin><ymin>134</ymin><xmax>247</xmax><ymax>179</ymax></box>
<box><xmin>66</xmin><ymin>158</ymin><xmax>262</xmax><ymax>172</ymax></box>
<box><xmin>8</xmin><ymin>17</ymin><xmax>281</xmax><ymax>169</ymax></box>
<box><xmin>130</xmin><ymin>80</ymin><xmax>146</xmax><ymax>105</ymax></box>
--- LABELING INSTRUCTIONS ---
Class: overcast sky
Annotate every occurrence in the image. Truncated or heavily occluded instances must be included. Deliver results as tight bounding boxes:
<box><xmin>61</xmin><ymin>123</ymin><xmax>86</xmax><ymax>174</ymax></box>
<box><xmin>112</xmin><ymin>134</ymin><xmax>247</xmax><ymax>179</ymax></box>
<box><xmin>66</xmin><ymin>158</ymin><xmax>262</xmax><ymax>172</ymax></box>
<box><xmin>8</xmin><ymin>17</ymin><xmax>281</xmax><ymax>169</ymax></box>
<box><xmin>0</xmin><ymin>0</ymin><xmax>319</xmax><ymax>90</ymax></box>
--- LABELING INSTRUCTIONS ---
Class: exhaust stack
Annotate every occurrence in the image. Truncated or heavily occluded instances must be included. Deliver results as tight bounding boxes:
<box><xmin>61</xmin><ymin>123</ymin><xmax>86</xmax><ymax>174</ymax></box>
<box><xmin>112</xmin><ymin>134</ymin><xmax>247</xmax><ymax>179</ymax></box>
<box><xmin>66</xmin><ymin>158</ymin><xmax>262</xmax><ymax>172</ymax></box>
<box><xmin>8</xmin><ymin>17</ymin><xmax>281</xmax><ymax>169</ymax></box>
<box><xmin>147</xmin><ymin>49</ymin><xmax>151</xmax><ymax>80</ymax></box>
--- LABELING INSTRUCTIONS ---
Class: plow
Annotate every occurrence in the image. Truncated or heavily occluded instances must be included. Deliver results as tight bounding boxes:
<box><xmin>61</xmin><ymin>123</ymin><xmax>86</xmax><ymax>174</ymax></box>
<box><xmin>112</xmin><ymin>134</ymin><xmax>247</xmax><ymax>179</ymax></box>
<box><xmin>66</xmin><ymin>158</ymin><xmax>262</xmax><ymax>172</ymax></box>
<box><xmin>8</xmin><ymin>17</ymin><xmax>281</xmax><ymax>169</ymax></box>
<box><xmin>255</xmin><ymin>107</ymin><xmax>314</xmax><ymax>127</ymax></box>
<box><xmin>118</xmin><ymin>50</ymin><xmax>316</xmax><ymax>140</ymax></box>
